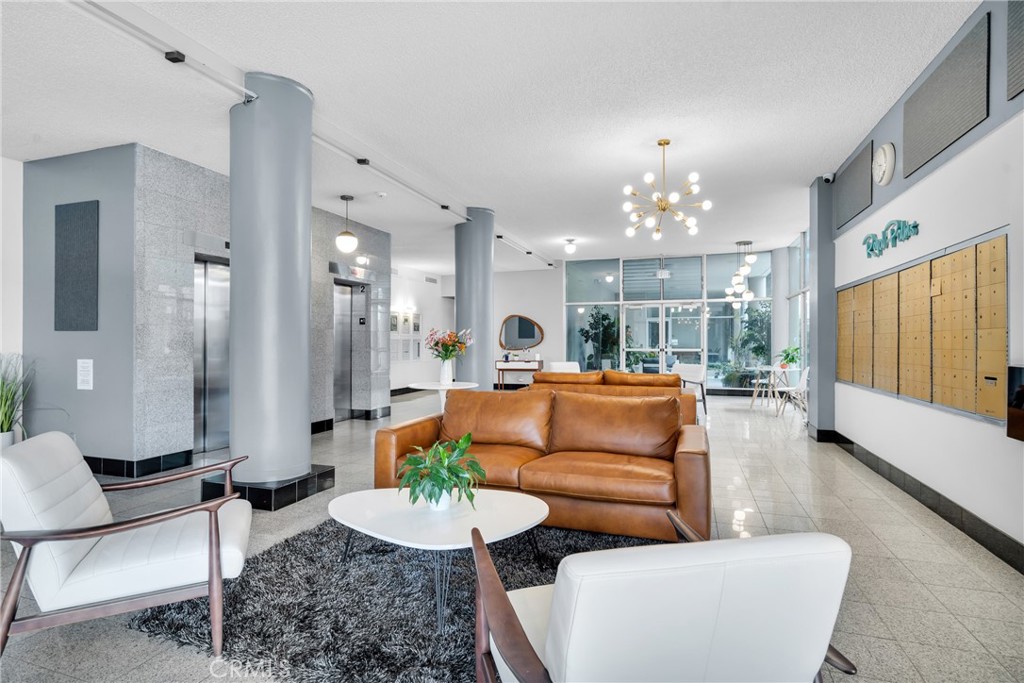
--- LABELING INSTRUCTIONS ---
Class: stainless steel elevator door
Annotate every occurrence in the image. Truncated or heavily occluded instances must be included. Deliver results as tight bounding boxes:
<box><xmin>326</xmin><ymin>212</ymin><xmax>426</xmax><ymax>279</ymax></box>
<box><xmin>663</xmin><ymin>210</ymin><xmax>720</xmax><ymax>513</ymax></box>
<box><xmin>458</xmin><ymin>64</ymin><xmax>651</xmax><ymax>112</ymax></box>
<box><xmin>194</xmin><ymin>262</ymin><xmax>231</xmax><ymax>452</ymax></box>
<box><xmin>334</xmin><ymin>284</ymin><xmax>353</xmax><ymax>422</ymax></box>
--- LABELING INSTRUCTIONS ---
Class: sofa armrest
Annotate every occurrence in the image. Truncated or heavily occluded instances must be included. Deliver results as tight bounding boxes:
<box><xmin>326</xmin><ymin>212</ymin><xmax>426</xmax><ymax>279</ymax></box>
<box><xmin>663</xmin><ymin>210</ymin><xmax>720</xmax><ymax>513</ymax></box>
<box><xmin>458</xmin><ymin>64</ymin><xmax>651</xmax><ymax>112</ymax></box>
<box><xmin>374</xmin><ymin>414</ymin><xmax>442</xmax><ymax>488</ymax></box>
<box><xmin>673</xmin><ymin>425</ymin><xmax>712</xmax><ymax>541</ymax></box>
<box><xmin>678</xmin><ymin>389</ymin><xmax>698</xmax><ymax>425</ymax></box>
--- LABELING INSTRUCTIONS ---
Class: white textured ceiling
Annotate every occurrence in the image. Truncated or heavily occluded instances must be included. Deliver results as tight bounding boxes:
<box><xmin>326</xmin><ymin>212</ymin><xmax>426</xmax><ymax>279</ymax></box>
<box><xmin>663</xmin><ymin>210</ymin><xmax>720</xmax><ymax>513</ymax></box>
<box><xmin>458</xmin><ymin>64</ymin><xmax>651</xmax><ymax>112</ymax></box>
<box><xmin>2</xmin><ymin>1</ymin><xmax>979</xmax><ymax>274</ymax></box>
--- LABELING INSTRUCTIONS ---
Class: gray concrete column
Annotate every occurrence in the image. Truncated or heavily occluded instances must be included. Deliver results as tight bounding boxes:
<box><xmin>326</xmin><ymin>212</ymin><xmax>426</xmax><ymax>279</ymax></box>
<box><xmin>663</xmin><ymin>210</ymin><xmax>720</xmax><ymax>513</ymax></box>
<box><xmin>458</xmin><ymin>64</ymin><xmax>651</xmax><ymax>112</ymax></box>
<box><xmin>229</xmin><ymin>73</ymin><xmax>313</xmax><ymax>481</ymax></box>
<box><xmin>455</xmin><ymin>207</ymin><xmax>494</xmax><ymax>388</ymax></box>
<box><xmin>808</xmin><ymin>177</ymin><xmax>837</xmax><ymax>440</ymax></box>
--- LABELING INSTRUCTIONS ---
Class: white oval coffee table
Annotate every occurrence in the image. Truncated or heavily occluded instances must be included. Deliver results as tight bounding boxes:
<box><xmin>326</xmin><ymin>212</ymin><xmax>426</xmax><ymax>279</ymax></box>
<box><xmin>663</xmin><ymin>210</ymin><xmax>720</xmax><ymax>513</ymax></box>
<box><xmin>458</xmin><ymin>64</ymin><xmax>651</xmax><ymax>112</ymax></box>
<box><xmin>328</xmin><ymin>488</ymin><xmax>548</xmax><ymax>630</ymax></box>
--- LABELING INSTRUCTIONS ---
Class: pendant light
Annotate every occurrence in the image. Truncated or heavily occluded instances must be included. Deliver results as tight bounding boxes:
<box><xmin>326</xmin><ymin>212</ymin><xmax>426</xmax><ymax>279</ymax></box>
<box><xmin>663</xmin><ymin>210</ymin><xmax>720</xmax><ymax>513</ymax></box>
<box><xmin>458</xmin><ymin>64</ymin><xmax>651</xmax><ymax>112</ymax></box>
<box><xmin>335</xmin><ymin>195</ymin><xmax>358</xmax><ymax>254</ymax></box>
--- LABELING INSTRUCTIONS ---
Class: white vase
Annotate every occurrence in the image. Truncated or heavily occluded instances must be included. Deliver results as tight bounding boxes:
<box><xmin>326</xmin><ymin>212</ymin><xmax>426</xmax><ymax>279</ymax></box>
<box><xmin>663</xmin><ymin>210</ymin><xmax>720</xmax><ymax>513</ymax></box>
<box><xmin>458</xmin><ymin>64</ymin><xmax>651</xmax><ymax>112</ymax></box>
<box><xmin>429</xmin><ymin>491</ymin><xmax>452</xmax><ymax>511</ymax></box>
<box><xmin>440</xmin><ymin>359</ymin><xmax>454</xmax><ymax>385</ymax></box>
<box><xmin>1</xmin><ymin>431</ymin><xmax>13</xmax><ymax>450</ymax></box>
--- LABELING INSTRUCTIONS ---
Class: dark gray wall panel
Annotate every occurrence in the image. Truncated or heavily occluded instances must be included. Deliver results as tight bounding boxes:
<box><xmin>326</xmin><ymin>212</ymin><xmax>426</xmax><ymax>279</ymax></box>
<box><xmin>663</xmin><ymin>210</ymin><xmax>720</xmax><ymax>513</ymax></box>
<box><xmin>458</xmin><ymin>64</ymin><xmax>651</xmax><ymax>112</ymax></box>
<box><xmin>833</xmin><ymin>143</ymin><xmax>873</xmax><ymax>230</ymax></box>
<box><xmin>1009</xmin><ymin>0</ymin><xmax>1024</xmax><ymax>100</ymax></box>
<box><xmin>904</xmin><ymin>13</ymin><xmax>990</xmax><ymax>178</ymax></box>
<box><xmin>53</xmin><ymin>200</ymin><xmax>99</xmax><ymax>331</ymax></box>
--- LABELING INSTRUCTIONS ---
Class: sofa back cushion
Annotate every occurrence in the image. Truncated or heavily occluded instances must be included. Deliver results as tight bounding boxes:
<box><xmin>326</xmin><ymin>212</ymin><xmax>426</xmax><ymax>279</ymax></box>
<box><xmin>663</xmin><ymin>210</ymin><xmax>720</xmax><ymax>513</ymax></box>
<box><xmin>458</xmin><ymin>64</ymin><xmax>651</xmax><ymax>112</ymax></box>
<box><xmin>441</xmin><ymin>390</ymin><xmax>553</xmax><ymax>452</ymax></box>
<box><xmin>549</xmin><ymin>392</ymin><xmax>680</xmax><ymax>458</ymax></box>
<box><xmin>603</xmin><ymin>370</ymin><xmax>681</xmax><ymax>388</ymax></box>
<box><xmin>524</xmin><ymin>384</ymin><xmax>698</xmax><ymax>426</ymax></box>
<box><xmin>532</xmin><ymin>371</ymin><xmax>604</xmax><ymax>385</ymax></box>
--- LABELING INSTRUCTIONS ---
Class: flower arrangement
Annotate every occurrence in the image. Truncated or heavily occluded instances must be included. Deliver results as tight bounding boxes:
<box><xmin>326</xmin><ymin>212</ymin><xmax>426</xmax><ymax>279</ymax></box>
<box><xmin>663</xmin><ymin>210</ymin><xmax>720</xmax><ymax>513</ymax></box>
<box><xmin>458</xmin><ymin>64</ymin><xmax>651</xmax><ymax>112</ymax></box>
<box><xmin>397</xmin><ymin>433</ymin><xmax>486</xmax><ymax>509</ymax></box>
<box><xmin>425</xmin><ymin>328</ymin><xmax>473</xmax><ymax>361</ymax></box>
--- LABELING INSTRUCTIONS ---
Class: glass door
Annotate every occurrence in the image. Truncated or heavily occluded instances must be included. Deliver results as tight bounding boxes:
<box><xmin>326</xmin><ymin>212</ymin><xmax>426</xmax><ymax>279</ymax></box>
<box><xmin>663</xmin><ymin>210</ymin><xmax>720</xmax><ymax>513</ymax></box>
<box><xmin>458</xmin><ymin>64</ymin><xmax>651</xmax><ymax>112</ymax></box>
<box><xmin>663</xmin><ymin>303</ymin><xmax>704</xmax><ymax>372</ymax></box>
<box><xmin>623</xmin><ymin>304</ymin><xmax>661</xmax><ymax>373</ymax></box>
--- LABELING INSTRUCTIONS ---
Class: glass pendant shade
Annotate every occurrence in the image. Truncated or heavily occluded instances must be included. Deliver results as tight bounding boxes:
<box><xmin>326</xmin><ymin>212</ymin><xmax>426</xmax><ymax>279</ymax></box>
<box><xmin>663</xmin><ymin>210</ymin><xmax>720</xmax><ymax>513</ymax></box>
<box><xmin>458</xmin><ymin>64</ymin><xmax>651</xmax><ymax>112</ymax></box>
<box><xmin>739</xmin><ymin>264</ymin><xmax>752</xmax><ymax>275</ymax></box>
<box><xmin>742</xmin><ymin>290</ymin><xmax>755</xmax><ymax>300</ymax></box>
<box><xmin>564</xmin><ymin>240</ymin><xmax>577</xmax><ymax>254</ymax></box>
<box><xmin>701</xmin><ymin>200</ymin><xmax>712</xmax><ymax>210</ymax></box>
<box><xmin>623</xmin><ymin>185</ymin><xmax>633</xmax><ymax>195</ymax></box>
<box><xmin>687</xmin><ymin>226</ymin><xmax>698</xmax><ymax>235</ymax></box>
<box><xmin>335</xmin><ymin>231</ymin><xmax>358</xmax><ymax>253</ymax></box>
<box><xmin>732</xmin><ymin>301</ymin><xmax>741</xmax><ymax>309</ymax></box>
<box><xmin>745</xmin><ymin>253</ymin><xmax>758</xmax><ymax>264</ymax></box>
<box><xmin>644</xmin><ymin>217</ymin><xmax>656</xmax><ymax>228</ymax></box>
<box><xmin>622</xmin><ymin>201</ymin><xmax>633</xmax><ymax>212</ymax></box>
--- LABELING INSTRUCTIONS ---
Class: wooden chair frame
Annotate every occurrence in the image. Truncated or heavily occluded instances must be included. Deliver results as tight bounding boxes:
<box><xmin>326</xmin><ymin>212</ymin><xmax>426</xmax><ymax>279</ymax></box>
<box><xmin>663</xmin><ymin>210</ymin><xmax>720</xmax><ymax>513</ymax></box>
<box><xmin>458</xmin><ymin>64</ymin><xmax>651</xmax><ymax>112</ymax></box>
<box><xmin>667</xmin><ymin>510</ymin><xmax>857</xmax><ymax>682</ymax></box>
<box><xmin>0</xmin><ymin>456</ymin><xmax>248</xmax><ymax>657</ymax></box>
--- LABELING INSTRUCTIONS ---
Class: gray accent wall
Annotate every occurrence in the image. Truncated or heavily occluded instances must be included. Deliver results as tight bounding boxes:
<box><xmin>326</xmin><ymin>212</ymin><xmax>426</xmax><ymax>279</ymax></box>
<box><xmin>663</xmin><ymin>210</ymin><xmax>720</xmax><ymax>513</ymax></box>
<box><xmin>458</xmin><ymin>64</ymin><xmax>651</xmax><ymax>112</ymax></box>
<box><xmin>313</xmin><ymin>208</ymin><xmax>391</xmax><ymax>419</ymax></box>
<box><xmin>23</xmin><ymin>145</ymin><xmax>137</xmax><ymax>459</ymax></box>
<box><xmin>23</xmin><ymin>143</ymin><xmax>391</xmax><ymax>462</ymax></box>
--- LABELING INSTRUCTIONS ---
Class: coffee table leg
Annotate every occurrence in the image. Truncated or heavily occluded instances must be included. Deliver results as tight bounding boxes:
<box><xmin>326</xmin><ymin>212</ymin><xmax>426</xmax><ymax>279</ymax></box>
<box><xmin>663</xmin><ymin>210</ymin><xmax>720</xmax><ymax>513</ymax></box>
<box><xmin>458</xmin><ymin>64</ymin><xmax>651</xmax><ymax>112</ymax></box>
<box><xmin>342</xmin><ymin>527</ymin><xmax>356</xmax><ymax>563</ymax></box>
<box><xmin>433</xmin><ymin>550</ymin><xmax>455</xmax><ymax>631</ymax></box>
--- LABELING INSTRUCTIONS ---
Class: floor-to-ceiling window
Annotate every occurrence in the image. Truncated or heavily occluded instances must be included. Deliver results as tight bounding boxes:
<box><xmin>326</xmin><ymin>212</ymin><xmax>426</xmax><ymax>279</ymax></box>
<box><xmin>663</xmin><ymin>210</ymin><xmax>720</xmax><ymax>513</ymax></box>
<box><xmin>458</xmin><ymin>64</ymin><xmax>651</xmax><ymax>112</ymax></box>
<box><xmin>565</xmin><ymin>252</ymin><xmax>773</xmax><ymax>388</ymax></box>
<box><xmin>785</xmin><ymin>232</ymin><xmax>810</xmax><ymax>383</ymax></box>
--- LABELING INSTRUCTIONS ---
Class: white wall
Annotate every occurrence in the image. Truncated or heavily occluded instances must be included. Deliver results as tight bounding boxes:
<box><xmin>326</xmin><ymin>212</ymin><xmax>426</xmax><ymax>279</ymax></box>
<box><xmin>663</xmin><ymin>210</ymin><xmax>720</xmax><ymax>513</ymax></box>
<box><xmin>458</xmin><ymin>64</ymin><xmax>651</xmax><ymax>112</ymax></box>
<box><xmin>492</xmin><ymin>267</ymin><xmax>565</xmax><ymax>386</ymax></box>
<box><xmin>1</xmin><ymin>157</ymin><xmax>24</xmax><ymax>354</ymax></box>
<box><xmin>834</xmin><ymin>113</ymin><xmax>1024</xmax><ymax>542</ymax></box>
<box><xmin>390</xmin><ymin>266</ymin><xmax>454</xmax><ymax>389</ymax></box>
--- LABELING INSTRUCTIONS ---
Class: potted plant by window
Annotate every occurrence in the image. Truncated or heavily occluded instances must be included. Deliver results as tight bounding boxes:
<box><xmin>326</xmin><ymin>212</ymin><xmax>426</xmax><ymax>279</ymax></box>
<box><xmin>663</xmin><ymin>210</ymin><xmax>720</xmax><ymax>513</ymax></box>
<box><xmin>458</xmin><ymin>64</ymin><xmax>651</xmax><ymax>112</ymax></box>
<box><xmin>777</xmin><ymin>346</ymin><xmax>801</xmax><ymax>369</ymax></box>
<box><xmin>1</xmin><ymin>354</ymin><xmax>32</xmax><ymax>449</ymax></box>
<box><xmin>397</xmin><ymin>433</ymin><xmax>486</xmax><ymax>511</ymax></box>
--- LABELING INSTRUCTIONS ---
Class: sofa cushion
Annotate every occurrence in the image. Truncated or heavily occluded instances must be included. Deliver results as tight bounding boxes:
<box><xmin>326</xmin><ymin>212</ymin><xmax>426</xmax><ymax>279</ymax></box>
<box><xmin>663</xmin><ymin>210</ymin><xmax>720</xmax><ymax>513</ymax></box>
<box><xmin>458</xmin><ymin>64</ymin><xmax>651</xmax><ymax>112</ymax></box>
<box><xmin>519</xmin><ymin>452</ymin><xmax>675</xmax><ymax>505</ymax></box>
<box><xmin>603</xmin><ymin>370</ymin><xmax>681</xmax><ymax>388</ymax></box>
<box><xmin>469</xmin><ymin>444</ymin><xmax>545</xmax><ymax>488</ymax></box>
<box><xmin>532</xmin><ymin>371</ymin><xmax>604</xmax><ymax>385</ymax></box>
<box><xmin>549</xmin><ymin>393</ymin><xmax>680</xmax><ymax>458</ymax></box>
<box><xmin>441</xmin><ymin>390</ymin><xmax>553</xmax><ymax>452</ymax></box>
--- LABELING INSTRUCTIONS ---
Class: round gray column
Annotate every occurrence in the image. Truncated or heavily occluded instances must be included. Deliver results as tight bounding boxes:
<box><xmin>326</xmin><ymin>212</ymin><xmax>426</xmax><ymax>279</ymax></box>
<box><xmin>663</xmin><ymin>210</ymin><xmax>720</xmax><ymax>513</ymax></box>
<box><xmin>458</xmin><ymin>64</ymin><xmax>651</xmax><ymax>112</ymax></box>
<box><xmin>229</xmin><ymin>73</ymin><xmax>313</xmax><ymax>482</ymax></box>
<box><xmin>455</xmin><ymin>207</ymin><xmax>494</xmax><ymax>388</ymax></box>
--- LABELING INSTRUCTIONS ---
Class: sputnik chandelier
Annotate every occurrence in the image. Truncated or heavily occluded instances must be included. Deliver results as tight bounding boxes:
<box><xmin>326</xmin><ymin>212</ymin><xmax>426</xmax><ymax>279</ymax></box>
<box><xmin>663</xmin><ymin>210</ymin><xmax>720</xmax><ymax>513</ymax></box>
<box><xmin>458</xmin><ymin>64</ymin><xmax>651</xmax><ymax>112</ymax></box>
<box><xmin>622</xmin><ymin>139</ymin><xmax>712</xmax><ymax>241</ymax></box>
<box><xmin>726</xmin><ymin>240</ymin><xmax>757</xmax><ymax>309</ymax></box>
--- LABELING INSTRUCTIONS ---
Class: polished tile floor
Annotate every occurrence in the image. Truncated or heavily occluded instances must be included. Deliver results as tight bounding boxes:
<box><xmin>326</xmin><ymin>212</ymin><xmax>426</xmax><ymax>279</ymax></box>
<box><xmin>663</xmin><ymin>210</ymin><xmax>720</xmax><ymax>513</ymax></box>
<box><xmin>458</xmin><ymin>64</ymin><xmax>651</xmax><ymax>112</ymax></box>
<box><xmin>2</xmin><ymin>394</ymin><xmax>1021</xmax><ymax>682</ymax></box>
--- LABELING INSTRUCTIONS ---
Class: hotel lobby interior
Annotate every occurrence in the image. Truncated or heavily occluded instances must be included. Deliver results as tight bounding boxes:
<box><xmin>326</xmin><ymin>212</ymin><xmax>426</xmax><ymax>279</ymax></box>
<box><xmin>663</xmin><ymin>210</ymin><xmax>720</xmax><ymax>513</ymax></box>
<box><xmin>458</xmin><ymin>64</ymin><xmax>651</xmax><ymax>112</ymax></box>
<box><xmin>1</xmin><ymin>2</ymin><xmax>1023</xmax><ymax>682</ymax></box>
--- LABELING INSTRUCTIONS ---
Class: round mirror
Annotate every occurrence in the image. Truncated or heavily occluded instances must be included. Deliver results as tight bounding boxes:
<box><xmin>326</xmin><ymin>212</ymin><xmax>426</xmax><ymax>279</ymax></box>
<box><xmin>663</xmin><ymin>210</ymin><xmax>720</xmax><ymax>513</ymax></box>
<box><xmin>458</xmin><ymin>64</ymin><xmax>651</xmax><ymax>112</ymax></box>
<box><xmin>499</xmin><ymin>314</ymin><xmax>544</xmax><ymax>350</ymax></box>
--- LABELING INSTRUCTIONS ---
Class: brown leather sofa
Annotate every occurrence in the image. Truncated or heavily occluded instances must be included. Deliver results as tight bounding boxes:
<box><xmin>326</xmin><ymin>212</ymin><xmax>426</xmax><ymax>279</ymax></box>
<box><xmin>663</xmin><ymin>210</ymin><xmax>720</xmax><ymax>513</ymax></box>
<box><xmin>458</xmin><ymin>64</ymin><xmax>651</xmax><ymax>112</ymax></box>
<box><xmin>524</xmin><ymin>369</ymin><xmax>698</xmax><ymax>426</ymax></box>
<box><xmin>375</xmin><ymin>389</ymin><xmax>711</xmax><ymax>542</ymax></box>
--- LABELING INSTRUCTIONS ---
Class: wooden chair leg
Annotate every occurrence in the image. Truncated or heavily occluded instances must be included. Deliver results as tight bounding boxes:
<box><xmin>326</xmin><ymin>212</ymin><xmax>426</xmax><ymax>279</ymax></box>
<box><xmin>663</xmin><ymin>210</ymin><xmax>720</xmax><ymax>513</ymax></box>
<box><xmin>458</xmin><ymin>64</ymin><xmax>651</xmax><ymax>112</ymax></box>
<box><xmin>208</xmin><ymin>511</ymin><xmax>224</xmax><ymax>657</ymax></box>
<box><xmin>0</xmin><ymin>547</ymin><xmax>32</xmax><ymax>657</ymax></box>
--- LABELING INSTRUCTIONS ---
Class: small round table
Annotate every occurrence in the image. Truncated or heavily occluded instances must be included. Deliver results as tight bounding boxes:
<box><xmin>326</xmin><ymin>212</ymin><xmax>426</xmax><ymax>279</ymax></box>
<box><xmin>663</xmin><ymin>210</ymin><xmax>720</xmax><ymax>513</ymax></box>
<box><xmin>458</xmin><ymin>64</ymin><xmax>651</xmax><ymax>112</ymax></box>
<box><xmin>328</xmin><ymin>488</ymin><xmax>548</xmax><ymax>630</ymax></box>
<box><xmin>408</xmin><ymin>381</ymin><xmax>478</xmax><ymax>410</ymax></box>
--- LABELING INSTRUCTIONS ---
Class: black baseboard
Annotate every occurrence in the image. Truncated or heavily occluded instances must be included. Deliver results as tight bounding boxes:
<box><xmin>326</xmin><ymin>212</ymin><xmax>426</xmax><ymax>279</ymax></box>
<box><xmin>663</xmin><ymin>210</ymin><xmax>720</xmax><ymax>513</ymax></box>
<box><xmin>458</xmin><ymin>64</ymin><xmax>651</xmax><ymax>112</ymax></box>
<box><xmin>84</xmin><ymin>449</ymin><xmax>193</xmax><ymax>478</ymax></box>
<box><xmin>311</xmin><ymin>418</ymin><xmax>334</xmax><ymax>434</ymax></box>
<box><xmin>352</xmin><ymin>407</ymin><xmax>391</xmax><ymax>420</ymax></box>
<box><xmin>834</xmin><ymin>435</ymin><xmax>1023</xmax><ymax>574</ymax></box>
<box><xmin>201</xmin><ymin>463</ymin><xmax>335</xmax><ymax>511</ymax></box>
<box><xmin>706</xmin><ymin>388</ymin><xmax>755</xmax><ymax>396</ymax></box>
<box><xmin>390</xmin><ymin>387</ymin><xmax>422</xmax><ymax>397</ymax></box>
<box><xmin>808</xmin><ymin>427</ymin><xmax>849</xmax><ymax>444</ymax></box>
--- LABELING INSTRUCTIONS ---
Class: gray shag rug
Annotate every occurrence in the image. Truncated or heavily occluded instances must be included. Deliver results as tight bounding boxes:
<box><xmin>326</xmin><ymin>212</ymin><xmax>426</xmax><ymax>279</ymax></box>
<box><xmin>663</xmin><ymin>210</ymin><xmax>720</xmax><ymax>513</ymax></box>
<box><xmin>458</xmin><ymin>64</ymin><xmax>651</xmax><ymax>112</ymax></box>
<box><xmin>129</xmin><ymin>520</ymin><xmax>659</xmax><ymax>683</ymax></box>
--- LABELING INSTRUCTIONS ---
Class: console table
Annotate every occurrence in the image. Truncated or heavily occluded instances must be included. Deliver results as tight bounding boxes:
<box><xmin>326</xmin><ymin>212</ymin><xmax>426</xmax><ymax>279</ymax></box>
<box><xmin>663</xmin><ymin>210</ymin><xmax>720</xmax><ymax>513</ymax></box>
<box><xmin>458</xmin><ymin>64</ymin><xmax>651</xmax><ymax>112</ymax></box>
<box><xmin>495</xmin><ymin>359</ymin><xmax>543</xmax><ymax>390</ymax></box>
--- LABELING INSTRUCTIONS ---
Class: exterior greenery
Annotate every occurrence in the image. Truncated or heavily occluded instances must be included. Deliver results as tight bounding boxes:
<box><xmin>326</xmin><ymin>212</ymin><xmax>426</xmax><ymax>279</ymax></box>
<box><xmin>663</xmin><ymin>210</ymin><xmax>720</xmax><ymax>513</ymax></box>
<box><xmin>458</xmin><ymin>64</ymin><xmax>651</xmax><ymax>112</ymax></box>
<box><xmin>578</xmin><ymin>306</ymin><xmax>619</xmax><ymax>371</ymax></box>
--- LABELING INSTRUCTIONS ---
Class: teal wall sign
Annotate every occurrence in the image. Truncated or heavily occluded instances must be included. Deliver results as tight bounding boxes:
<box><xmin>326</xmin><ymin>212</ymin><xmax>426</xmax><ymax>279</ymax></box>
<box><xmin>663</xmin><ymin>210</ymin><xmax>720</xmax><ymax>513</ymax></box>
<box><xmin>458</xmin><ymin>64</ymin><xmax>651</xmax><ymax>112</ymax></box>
<box><xmin>863</xmin><ymin>219</ymin><xmax>919</xmax><ymax>258</ymax></box>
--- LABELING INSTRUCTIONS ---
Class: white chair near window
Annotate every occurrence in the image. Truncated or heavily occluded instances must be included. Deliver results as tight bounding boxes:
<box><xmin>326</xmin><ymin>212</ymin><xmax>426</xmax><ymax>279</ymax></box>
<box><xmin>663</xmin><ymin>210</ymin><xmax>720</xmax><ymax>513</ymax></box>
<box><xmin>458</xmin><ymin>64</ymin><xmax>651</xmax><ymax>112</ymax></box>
<box><xmin>547</xmin><ymin>361</ymin><xmax>580</xmax><ymax>373</ymax></box>
<box><xmin>777</xmin><ymin>367</ymin><xmax>810</xmax><ymax>419</ymax></box>
<box><xmin>672</xmin><ymin>363</ymin><xmax>706</xmax><ymax>415</ymax></box>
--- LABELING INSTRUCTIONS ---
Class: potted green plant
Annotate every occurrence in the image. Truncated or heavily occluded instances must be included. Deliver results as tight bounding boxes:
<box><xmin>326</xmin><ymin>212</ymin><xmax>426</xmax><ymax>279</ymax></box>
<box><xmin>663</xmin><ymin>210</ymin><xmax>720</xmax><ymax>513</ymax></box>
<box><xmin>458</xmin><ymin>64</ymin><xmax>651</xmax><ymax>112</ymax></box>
<box><xmin>1</xmin><ymin>353</ymin><xmax>33</xmax><ymax>448</ymax></box>
<box><xmin>397</xmin><ymin>433</ymin><xmax>486</xmax><ymax>510</ymax></box>
<box><xmin>777</xmin><ymin>346</ymin><xmax>801</xmax><ymax>369</ymax></box>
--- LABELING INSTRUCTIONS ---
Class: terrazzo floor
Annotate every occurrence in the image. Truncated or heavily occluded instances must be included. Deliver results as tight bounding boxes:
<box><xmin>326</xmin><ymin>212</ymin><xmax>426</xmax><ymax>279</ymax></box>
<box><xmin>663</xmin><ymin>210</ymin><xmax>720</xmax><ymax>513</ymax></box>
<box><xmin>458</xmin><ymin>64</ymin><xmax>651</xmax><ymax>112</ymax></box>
<box><xmin>1</xmin><ymin>394</ymin><xmax>1021</xmax><ymax>682</ymax></box>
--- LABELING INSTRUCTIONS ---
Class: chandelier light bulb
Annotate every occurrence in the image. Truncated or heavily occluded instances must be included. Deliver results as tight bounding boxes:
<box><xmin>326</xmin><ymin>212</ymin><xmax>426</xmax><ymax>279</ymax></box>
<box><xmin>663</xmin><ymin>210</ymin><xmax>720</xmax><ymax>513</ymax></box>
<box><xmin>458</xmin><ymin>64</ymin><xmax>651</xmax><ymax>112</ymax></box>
<box><xmin>355</xmin><ymin>255</ymin><xmax>369</xmax><ymax>265</ymax></box>
<box><xmin>652</xmin><ymin>230</ymin><xmax>663</xmax><ymax>241</ymax></box>
<box><xmin>652</xmin><ymin>192</ymin><xmax>661</xmax><ymax>201</ymax></box>
<box><xmin>564</xmin><ymin>239</ymin><xmax>577</xmax><ymax>254</ymax></box>
<box><xmin>668</xmin><ymin>192</ymin><xmax>680</xmax><ymax>203</ymax></box>
<box><xmin>702</xmin><ymin>200</ymin><xmax>713</xmax><ymax>211</ymax></box>
<box><xmin>743</xmin><ymin>290</ymin><xmax>755</xmax><ymax>300</ymax></box>
<box><xmin>644</xmin><ymin>217</ymin><xmax>656</xmax><ymax>228</ymax></box>
<box><xmin>673</xmin><ymin>212</ymin><xmax>684</xmax><ymax>222</ymax></box>
<box><xmin>643</xmin><ymin>172</ymin><xmax>655</xmax><ymax>184</ymax></box>
<box><xmin>605</xmin><ymin>274</ymin><xmax>615</xmax><ymax>283</ymax></box>
<box><xmin>690</xmin><ymin>184</ymin><xmax>700</xmax><ymax>195</ymax></box>
<box><xmin>685</xmin><ymin>216</ymin><xmax>697</xmax><ymax>227</ymax></box>
<box><xmin>739</xmin><ymin>264</ymin><xmax>752</xmax><ymax>276</ymax></box>
<box><xmin>725</xmin><ymin>287</ymin><xmax>735</xmax><ymax>295</ymax></box>
<box><xmin>687</xmin><ymin>225</ymin><xmax>698</xmax><ymax>236</ymax></box>
<box><xmin>577</xmin><ymin>307</ymin><xmax>585</xmax><ymax>314</ymax></box>
<box><xmin>688</xmin><ymin>172</ymin><xmax>700</xmax><ymax>183</ymax></box>
<box><xmin>734</xmin><ymin>282</ymin><xmax>746</xmax><ymax>294</ymax></box>
<box><xmin>732</xmin><ymin>301</ymin><xmax>742</xmax><ymax>310</ymax></box>
<box><xmin>731</xmin><ymin>274</ymin><xmax>743</xmax><ymax>285</ymax></box>
<box><xmin>726</xmin><ymin>294</ymin><xmax>735</xmax><ymax>302</ymax></box>
<box><xmin>335</xmin><ymin>231</ymin><xmax>358</xmax><ymax>253</ymax></box>
<box><xmin>625</xmin><ymin>226</ymin><xmax>636</xmax><ymax>237</ymax></box>
<box><xmin>622</xmin><ymin>201</ymin><xmax>633</xmax><ymax>213</ymax></box>
<box><xmin>623</xmin><ymin>184</ymin><xmax>633</xmax><ymax>195</ymax></box>
<box><xmin>745</xmin><ymin>254</ymin><xmax>758</xmax><ymax>264</ymax></box>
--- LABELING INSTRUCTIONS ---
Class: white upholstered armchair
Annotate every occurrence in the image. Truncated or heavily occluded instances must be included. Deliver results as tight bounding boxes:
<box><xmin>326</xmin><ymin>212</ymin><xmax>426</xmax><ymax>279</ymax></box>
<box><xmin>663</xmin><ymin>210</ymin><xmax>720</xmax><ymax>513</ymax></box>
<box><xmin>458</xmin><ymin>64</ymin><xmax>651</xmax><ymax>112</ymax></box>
<box><xmin>471</xmin><ymin>526</ymin><xmax>852</xmax><ymax>682</ymax></box>
<box><xmin>0</xmin><ymin>432</ymin><xmax>252</xmax><ymax>656</ymax></box>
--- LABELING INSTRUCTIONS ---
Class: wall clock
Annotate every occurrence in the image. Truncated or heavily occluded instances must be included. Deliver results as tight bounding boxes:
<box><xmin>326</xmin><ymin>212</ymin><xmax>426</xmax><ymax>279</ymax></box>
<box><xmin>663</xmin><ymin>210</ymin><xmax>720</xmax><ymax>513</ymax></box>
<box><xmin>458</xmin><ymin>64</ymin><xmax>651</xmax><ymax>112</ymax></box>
<box><xmin>872</xmin><ymin>142</ymin><xmax>896</xmax><ymax>186</ymax></box>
